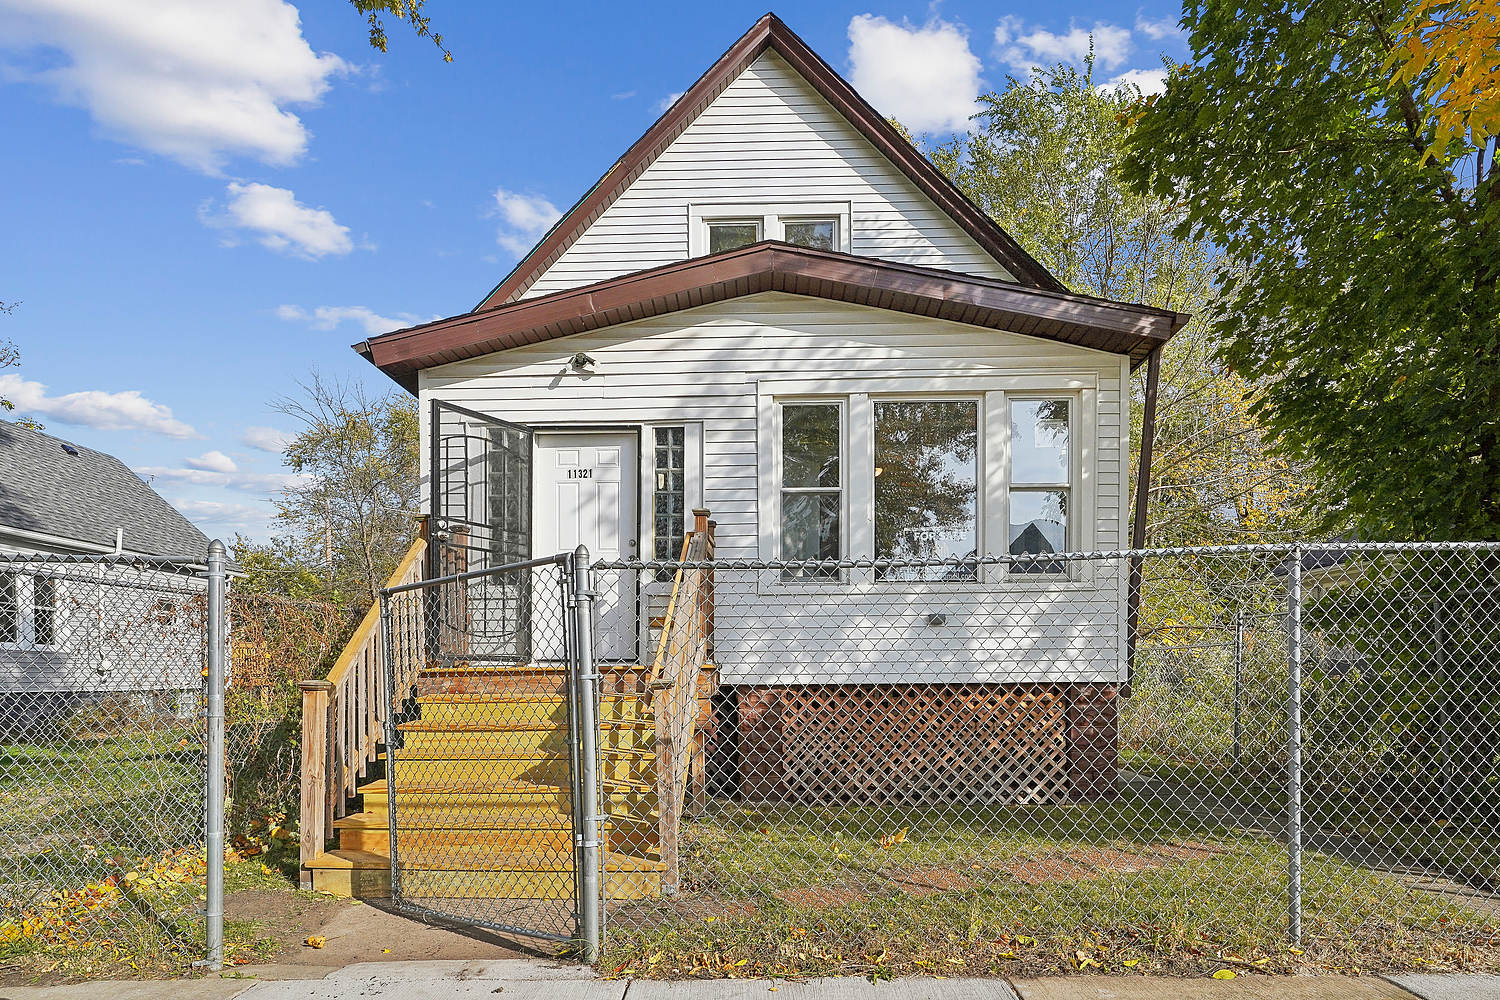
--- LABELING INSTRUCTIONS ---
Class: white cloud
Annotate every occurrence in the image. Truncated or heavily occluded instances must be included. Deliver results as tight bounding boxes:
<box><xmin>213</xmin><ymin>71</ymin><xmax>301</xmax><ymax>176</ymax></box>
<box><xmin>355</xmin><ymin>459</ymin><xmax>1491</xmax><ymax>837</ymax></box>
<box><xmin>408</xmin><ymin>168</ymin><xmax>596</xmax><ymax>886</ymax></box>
<box><xmin>0</xmin><ymin>0</ymin><xmax>347</xmax><ymax>174</ymax></box>
<box><xmin>1134</xmin><ymin>12</ymin><xmax>1183</xmax><ymax>42</ymax></box>
<box><xmin>241</xmin><ymin>425</ymin><xmax>292</xmax><ymax>453</ymax></box>
<box><xmin>652</xmin><ymin>91</ymin><xmax>684</xmax><ymax>114</ymax></box>
<box><xmin>1104</xmin><ymin>68</ymin><xmax>1168</xmax><ymax>96</ymax></box>
<box><xmin>847</xmin><ymin>15</ymin><xmax>982</xmax><ymax>134</ymax></box>
<box><xmin>995</xmin><ymin>18</ymin><xmax>1134</xmax><ymax>72</ymax></box>
<box><xmin>137</xmin><ymin>464</ymin><xmax>308</xmax><ymax>494</ymax></box>
<box><xmin>275</xmin><ymin>303</ymin><xmax>428</xmax><ymax>336</ymax></box>
<box><xmin>184</xmin><ymin>449</ymin><xmax>237</xmax><ymax>473</ymax></box>
<box><xmin>168</xmin><ymin>497</ymin><xmax>275</xmax><ymax>537</ymax></box>
<box><xmin>204</xmin><ymin>182</ymin><xmax>353</xmax><ymax>259</ymax></box>
<box><xmin>610</xmin><ymin>89</ymin><xmax>637</xmax><ymax>101</ymax></box>
<box><xmin>0</xmin><ymin>373</ymin><xmax>198</xmax><ymax>438</ymax></box>
<box><xmin>491</xmin><ymin>188</ymin><xmax>562</xmax><ymax>257</ymax></box>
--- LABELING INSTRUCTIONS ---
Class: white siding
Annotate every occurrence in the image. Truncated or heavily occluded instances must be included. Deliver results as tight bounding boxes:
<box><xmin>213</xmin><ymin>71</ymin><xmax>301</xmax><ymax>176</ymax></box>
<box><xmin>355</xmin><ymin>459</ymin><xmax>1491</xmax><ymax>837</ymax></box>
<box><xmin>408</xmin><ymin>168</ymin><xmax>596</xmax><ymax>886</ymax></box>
<box><xmin>523</xmin><ymin>51</ymin><xmax>1014</xmax><ymax>298</ymax></box>
<box><xmin>420</xmin><ymin>292</ymin><xmax>1131</xmax><ymax>685</ymax></box>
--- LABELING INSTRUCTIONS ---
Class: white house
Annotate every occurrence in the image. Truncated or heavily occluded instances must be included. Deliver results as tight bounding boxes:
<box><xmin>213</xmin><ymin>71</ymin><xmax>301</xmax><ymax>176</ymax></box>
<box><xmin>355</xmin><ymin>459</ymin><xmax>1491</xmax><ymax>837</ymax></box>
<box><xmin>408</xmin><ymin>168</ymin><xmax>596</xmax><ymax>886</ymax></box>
<box><xmin>355</xmin><ymin>15</ymin><xmax>1186</xmax><ymax>802</ymax></box>
<box><xmin>0</xmin><ymin>419</ymin><xmax>210</xmax><ymax>724</ymax></box>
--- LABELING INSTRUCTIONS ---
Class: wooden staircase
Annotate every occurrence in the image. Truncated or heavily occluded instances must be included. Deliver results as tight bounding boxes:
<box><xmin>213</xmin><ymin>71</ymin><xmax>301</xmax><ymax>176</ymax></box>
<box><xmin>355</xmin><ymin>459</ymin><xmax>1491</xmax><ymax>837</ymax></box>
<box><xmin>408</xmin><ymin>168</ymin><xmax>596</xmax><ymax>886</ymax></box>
<box><xmin>298</xmin><ymin>514</ymin><xmax>717</xmax><ymax>908</ymax></box>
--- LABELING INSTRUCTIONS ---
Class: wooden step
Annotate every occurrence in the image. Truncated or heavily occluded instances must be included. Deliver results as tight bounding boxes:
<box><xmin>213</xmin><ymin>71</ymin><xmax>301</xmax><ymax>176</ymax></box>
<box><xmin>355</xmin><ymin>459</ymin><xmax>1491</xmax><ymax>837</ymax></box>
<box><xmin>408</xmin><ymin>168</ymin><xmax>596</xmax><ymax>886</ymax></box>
<box><xmin>333</xmin><ymin>809</ymin><xmax>658</xmax><ymax>858</ymax></box>
<box><xmin>382</xmin><ymin>748</ymin><xmax>655</xmax><ymax>785</ymax></box>
<box><xmin>413</xmin><ymin>694</ymin><xmax>649</xmax><ymax>726</ymax></box>
<box><xmin>358</xmin><ymin>777</ymin><xmax>656</xmax><ymax>814</ymax></box>
<box><xmin>306</xmin><ymin>848</ymin><xmax>664</xmax><ymax>900</ymax></box>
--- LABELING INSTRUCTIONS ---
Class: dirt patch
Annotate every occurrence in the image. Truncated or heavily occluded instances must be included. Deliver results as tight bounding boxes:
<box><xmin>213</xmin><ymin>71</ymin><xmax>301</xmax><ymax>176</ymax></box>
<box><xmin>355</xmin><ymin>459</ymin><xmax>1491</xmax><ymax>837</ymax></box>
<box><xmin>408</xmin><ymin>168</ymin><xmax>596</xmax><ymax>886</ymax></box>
<box><xmin>888</xmin><ymin>867</ymin><xmax>975</xmax><ymax>896</ymax></box>
<box><xmin>227</xmin><ymin>888</ymin><xmax>347</xmax><ymax>956</ymax></box>
<box><xmin>1004</xmin><ymin>842</ymin><xmax>1224</xmax><ymax>884</ymax></box>
<box><xmin>774</xmin><ymin>885</ymin><xmax>868</xmax><ymax>909</ymax></box>
<box><xmin>227</xmin><ymin>891</ymin><xmax>552</xmax><ymax>967</ymax></box>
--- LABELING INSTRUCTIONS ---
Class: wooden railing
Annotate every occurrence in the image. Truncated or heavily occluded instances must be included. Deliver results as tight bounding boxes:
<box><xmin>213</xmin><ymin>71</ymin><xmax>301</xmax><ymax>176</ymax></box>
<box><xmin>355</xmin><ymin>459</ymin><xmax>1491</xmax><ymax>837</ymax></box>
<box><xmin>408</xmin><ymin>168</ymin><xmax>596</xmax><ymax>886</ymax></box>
<box><xmin>298</xmin><ymin>534</ymin><xmax>428</xmax><ymax>885</ymax></box>
<box><xmin>648</xmin><ymin>509</ymin><xmax>715</xmax><ymax>891</ymax></box>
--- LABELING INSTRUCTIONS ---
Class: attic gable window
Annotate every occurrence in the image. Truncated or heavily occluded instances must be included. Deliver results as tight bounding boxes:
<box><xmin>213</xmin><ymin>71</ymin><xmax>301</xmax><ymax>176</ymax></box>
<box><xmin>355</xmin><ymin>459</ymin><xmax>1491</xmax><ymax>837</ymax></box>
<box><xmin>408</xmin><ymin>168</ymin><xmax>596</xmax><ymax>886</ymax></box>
<box><xmin>691</xmin><ymin>203</ymin><xmax>852</xmax><ymax>257</ymax></box>
<box><xmin>783</xmin><ymin>219</ymin><xmax>837</xmax><ymax>251</ymax></box>
<box><xmin>707</xmin><ymin>221</ymin><xmax>762</xmax><ymax>254</ymax></box>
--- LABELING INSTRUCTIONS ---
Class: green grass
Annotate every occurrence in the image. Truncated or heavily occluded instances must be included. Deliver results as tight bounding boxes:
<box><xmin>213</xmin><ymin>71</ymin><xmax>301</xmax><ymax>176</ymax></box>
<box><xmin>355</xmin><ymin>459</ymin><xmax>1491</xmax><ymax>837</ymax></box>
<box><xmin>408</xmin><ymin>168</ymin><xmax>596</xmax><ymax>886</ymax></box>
<box><xmin>601</xmin><ymin>797</ymin><xmax>1500</xmax><ymax>979</ymax></box>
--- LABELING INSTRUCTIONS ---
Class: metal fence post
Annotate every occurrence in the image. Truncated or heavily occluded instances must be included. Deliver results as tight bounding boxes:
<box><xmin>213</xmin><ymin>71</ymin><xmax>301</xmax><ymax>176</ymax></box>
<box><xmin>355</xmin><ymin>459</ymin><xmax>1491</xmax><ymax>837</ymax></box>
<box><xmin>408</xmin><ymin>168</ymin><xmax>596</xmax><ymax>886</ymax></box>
<box><xmin>570</xmin><ymin>546</ymin><xmax>602</xmax><ymax>962</ymax></box>
<box><xmin>1233</xmin><ymin>610</ymin><xmax>1244</xmax><ymax>768</ymax></box>
<box><xmin>1287</xmin><ymin>544</ymin><xmax>1304</xmax><ymax>946</ymax></box>
<box><xmin>204</xmin><ymin>540</ymin><xmax>227</xmax><ymax>971</ymax></box>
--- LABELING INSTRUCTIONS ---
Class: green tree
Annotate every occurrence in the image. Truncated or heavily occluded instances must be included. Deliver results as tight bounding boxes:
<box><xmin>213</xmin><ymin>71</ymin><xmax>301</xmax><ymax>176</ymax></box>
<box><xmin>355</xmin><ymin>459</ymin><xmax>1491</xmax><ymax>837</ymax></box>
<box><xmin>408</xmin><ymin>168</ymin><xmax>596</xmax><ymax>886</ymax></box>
<box><xmin>928</xmin><ymin>61</ymin><xmax>1318</xmax><ymax>545</ymax></box>
<box><xmin>1123</xmin><ymin>1</ymin><xmax>1500</xmax><ymax>541</ymax></box>
<box><xmin>348</xmin><ymin>0</ymin><xmax>450</xmax><ymax>61</ymax></box>
<box><xmin>268</xmin><ymin>375</ymin><xmax>421</xmax><ymax>605</ymax></box>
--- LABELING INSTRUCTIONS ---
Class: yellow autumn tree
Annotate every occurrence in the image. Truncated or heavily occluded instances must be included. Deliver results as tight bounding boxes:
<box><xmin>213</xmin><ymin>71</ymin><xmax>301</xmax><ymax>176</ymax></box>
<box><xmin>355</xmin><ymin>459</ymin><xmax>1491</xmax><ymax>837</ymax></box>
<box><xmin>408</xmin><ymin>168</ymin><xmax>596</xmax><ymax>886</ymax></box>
<box><xmin>1389</xmin><ymin>0</ymin><xmax>1500</xmax><ymax>158</ymax></box>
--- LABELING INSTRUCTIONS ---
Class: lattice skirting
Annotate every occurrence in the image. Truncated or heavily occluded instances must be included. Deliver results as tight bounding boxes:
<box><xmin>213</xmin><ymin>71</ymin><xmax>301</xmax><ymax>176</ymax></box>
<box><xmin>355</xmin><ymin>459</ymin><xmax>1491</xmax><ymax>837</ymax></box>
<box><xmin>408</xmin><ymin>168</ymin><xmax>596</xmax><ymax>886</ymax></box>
<box><xmin>712</xmin><ymin>683</ymin><xmax>1119</xmax><ymax>806</ymax></box>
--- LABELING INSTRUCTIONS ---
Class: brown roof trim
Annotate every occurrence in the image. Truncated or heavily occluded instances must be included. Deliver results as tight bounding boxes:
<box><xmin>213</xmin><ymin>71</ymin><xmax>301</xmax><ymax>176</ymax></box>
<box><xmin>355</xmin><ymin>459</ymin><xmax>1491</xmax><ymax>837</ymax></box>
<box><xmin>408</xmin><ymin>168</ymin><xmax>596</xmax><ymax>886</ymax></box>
<box><xmin>472</xmin><ymin>13</ymin><xmax>1065</xmax><ymax>311</ymax></box>
<box><xmin>358</xmin><ymin>242</ymin><xmax>1188</xmax><ymax>392</ymax></box>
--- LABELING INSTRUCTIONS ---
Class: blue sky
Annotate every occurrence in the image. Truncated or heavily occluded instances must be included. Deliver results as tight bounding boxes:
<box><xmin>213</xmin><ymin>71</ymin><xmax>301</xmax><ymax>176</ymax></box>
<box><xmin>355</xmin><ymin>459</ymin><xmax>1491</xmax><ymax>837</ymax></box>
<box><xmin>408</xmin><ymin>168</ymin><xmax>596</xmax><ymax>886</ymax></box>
<box><xmin>0</xmin><ymin>1</ymin><xmax>1188</xmax><ymax>542</ymax></box>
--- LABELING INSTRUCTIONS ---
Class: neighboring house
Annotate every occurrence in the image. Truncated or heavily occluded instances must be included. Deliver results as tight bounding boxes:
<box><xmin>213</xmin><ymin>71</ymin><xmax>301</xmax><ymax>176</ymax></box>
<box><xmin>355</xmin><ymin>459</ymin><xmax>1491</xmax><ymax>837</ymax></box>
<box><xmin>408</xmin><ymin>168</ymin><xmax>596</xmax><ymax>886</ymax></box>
<box><xmin>0</xmin><ymin>418</ymin><xmax>211</xmax><ymax>721</ymax></box>
<box><xmin>354</xmin><ymin>15</ymin><xmax>1186</xmax><ymax>801</ymax></box>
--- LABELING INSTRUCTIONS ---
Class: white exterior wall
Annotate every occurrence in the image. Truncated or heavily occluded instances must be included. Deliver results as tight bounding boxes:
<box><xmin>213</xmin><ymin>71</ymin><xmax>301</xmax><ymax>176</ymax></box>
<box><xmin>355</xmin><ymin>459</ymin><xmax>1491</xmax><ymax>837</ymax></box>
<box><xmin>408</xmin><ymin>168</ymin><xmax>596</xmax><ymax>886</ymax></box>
<box><xmin>420</xmin><ymin>292</ymin><xmax>1132</xmax><ymax>685</ymax></box>
<box><xmin>522</xmin><ymin>51</ymin><xmax>1013</xmax><ymax>298</ymax></box>
<box><xmin>0</xmin><ymin>547</ymin><xmax>204</xmax><ymax>700</ymax></box>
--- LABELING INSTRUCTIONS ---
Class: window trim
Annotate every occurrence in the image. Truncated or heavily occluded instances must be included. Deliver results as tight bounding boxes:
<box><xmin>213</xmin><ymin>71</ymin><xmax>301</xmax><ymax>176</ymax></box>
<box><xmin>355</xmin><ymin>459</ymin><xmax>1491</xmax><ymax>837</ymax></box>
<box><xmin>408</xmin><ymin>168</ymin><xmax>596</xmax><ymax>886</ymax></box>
<box><xmin>641</xmin><ymin>423</ymin><xmax>703</xmax><ymax>591</ymax></box>
<box><xmin>689</xmin><ymin>201</ymin><xmax>853</xmax><ymax>256</ymax></box>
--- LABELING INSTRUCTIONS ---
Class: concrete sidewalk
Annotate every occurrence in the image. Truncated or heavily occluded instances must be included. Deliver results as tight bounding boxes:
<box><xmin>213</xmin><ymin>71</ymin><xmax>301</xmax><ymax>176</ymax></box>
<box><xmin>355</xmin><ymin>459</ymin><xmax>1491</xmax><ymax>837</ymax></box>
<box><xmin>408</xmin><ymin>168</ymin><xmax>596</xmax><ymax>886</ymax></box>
<box><xmin>2</xmin><ymin>962</ymin><xmax>1499</xmax><ymax>1000</ymax></box>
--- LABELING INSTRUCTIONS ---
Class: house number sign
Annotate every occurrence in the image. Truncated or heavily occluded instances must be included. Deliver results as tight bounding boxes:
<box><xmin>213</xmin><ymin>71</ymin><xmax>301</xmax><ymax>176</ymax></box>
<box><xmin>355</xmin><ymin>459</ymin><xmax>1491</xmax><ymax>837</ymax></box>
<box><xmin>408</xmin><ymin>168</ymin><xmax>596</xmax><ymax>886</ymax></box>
<box><xmin>567</xmin><ymin>468</ymin><xmax>595</xmax><ymax>479</ymax></box>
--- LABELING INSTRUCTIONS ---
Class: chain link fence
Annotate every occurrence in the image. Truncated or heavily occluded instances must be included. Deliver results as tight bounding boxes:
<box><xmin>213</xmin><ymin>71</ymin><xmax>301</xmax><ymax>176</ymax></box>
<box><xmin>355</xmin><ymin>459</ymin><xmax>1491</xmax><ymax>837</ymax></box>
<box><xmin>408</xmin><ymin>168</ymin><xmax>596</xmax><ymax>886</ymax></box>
<box><xmin>586</xmin><ymin>542</ymin><xmax>1500</xmax><ymax>975</ymax></box>
<box><xmin>0</xmin><ymin>552</ymin><xmax>212</xmax><ymax>966</ymax></box>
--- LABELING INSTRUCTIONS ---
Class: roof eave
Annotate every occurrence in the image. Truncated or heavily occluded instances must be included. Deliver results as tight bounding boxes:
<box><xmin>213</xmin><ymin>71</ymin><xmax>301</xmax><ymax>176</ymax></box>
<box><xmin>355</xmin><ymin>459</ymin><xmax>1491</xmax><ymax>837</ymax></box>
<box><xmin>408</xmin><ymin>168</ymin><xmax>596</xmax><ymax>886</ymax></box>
<box><xmin>356</xmin><ymin>243</ymin><xmax>1183</xmax><ymax>392</ymax></box>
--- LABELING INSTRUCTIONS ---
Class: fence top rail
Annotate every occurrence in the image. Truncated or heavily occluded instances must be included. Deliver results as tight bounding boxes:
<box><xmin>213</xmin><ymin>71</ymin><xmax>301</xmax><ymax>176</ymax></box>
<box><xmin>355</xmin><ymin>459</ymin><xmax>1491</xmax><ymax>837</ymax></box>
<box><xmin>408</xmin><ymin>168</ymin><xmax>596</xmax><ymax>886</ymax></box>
<box><xmin>383</xmin><ymin>550</ymin><xmax>569</xmax><ymax>596</ymax></box>
<box><xmin>0</xmin><ymin>549</ymin><xmax>210</xmax><ymax>572</ymax></box>
<box><xmin>592</xmin><ymin>539</ymin><xmax>1500</xmax><ymax>573</ymax></box>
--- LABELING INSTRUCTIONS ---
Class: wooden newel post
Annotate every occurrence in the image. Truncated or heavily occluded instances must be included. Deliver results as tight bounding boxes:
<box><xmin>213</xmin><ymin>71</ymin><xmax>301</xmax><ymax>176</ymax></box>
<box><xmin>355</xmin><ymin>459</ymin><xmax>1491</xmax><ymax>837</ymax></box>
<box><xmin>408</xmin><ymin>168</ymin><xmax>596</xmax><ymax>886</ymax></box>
<box><xmin>298</xmin><ymin>679</ymin><xmax>335</xmax><ymax>889</ymax></box>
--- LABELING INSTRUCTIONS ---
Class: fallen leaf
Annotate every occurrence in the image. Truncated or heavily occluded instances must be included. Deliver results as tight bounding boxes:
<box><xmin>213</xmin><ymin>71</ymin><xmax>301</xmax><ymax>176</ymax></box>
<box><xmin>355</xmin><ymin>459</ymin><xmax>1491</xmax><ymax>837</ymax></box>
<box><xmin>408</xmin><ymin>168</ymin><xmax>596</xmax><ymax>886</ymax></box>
<box><xmin>304</xmin><ymin>936</ymin><xmax>326</xmax><ymax>949</ymax></box>
<box><xmin>1212</xmin><ymin>969</ymin><xmax>1236</xmax><ymax>979</ymax></box>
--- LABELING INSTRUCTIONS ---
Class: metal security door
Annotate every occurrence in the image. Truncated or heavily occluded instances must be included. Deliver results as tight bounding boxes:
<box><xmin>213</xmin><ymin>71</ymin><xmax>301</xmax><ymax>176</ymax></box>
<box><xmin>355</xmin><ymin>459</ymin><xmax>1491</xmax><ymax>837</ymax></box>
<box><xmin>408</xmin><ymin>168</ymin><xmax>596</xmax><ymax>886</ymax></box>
<box><xmin>430</xmin><ymin>400</ymin><xmax>533</xmax><ymax>664</ymax></box>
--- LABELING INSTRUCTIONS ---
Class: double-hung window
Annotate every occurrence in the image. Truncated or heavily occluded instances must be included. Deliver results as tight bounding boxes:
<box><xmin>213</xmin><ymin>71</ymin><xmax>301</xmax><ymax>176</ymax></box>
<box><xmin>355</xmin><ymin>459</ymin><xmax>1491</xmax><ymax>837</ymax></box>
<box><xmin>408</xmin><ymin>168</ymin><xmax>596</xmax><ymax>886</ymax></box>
<box><xmin>1009</xmin><ymin>399</ymin><xmax>1072</xmax><ymax>575</ymax></box>
<box><xmin>779</xmin><ymin>403</ymin><xmax>842</xmax><ymax>579</ymax></box>
<box><xmin>873</xmin><ymin>400</ymin><xmax>979</xmax><ymax>581</ymax></box>
<box><xmin>0</xmin><ymin>571</ymin><xmax>58</xmax><ymax>647</ymax></box>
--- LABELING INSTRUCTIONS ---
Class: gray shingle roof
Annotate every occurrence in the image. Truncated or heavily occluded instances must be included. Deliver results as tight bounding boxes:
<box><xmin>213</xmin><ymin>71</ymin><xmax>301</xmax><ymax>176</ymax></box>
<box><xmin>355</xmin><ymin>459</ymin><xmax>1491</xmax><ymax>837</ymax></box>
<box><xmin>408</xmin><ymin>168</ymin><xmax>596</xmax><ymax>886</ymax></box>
<box><xmin>0</xmin><ymin>419</ymin><xmax>212</xmax><ymax>561</ymax></box>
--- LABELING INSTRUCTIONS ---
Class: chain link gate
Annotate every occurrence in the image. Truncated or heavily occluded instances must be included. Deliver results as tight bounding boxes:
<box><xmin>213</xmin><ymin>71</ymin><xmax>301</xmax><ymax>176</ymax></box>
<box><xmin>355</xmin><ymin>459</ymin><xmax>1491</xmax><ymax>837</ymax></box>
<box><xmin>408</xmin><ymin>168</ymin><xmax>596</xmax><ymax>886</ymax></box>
<box><xmin>379</xmin><ymin>550</ymin><xmax>603</xmax><ymax>951</ymax></box>
<box><xmin>0</xmin><ymin>548</ymin><xmax>228</xmax><ymax>970</ymax></box>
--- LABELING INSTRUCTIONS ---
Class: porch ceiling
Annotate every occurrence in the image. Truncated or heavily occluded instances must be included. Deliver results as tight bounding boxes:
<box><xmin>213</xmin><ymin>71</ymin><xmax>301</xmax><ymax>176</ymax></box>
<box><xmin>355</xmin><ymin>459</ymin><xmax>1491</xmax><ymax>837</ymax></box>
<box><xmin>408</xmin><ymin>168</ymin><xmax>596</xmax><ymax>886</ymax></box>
<box><xmin>354</xmin><ymin>242</ymin><xmax>1191</xmax><ymax>392</ymax></box>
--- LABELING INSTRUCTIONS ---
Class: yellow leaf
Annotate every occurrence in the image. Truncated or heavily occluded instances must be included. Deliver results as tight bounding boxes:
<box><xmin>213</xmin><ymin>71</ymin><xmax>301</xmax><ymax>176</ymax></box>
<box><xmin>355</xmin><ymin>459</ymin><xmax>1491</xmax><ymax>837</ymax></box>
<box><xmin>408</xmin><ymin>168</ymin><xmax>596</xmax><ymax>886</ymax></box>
<box><xmin>304</xmin><ymin>936</ymin><xmax>326</xmax><ymax>949</ymax></box>
<box><xmin>1123</xmin><ymin>959</ymin><xmax>1141</xmax><ymax>968</ymax></box>
<box><xmin>1212</xmin><ymin>969</ymin><xmax>1236</xmax><ymax>979</ymax></box>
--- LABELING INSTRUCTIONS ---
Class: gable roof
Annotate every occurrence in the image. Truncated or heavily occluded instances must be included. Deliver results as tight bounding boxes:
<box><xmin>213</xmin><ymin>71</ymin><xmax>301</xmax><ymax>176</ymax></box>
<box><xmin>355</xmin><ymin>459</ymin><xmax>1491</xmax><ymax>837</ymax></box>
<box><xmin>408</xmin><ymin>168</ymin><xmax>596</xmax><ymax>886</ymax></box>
<box><xmin>475</xmin><ymin>13</ymin><xmax>1065</xmax><ymax>309</ymax></box>
<box><xmin>0</xmin><ymin>419</ymin><xmax>212</xmax><ymax>560</ymax></box>
<box><xmin>358</xmin><ymin>242</ymin><xmax>1188</xmax><ymax>391</ymax></box>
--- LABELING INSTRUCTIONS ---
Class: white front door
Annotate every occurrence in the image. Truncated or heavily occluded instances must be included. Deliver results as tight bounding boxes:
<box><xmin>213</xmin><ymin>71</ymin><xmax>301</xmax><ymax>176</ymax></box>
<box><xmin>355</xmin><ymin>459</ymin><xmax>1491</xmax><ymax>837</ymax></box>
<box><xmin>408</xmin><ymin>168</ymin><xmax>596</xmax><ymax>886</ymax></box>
<box><xmin>533</xmin><ymin>431</ymin><xmax>639</xmax><ymax>661</ymax></box>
